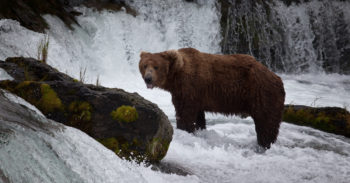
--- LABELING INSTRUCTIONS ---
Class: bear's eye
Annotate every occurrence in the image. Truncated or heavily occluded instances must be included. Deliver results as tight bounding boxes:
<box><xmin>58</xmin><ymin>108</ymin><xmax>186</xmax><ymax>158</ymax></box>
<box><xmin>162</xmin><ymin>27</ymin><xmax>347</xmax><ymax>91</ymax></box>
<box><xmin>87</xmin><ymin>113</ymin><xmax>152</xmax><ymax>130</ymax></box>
<box><xmin>154</xmin><ymin>66</ymin><xmax>158</xmax><ymax>70</ymax></box>
<box><xmin>143</xmin><ymin>65</ymin><xmax>147</xmax><ymax>69</ymax></box>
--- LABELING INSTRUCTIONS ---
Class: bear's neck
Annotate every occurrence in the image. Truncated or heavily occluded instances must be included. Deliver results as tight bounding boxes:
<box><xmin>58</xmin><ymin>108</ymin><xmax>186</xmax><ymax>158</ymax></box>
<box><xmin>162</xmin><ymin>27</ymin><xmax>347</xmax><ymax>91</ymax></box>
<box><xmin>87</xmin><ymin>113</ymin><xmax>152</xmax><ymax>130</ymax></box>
<box><xmin>162</xmin><ymin>70</ymin><xmax>182</xmax><ymax>92</ymax></box>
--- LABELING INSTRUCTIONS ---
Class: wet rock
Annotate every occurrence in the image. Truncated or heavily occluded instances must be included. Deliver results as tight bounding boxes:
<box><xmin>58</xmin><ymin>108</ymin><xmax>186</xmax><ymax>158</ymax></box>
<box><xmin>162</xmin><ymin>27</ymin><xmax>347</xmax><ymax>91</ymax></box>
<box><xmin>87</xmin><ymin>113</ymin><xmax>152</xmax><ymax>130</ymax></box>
<box><xmin>0</xmin><ymin>57</ymin><xmax>173</xmax><ymax>163</ymax></box>
<box><xmin>283</xmin><ymin>104</ymin><xmax>350</xmax><ymax>138</ymax></box>
<box><xmin>151</xmin><ymin>162</ymin><xmax>192</xmax><ymax>176</ymax></box>
<box><xmin>0</xmin><ymin>0</ymin><xmax>77</xmax><ymax>33</ymax></box>
<box><xmin>0</xmin><ymin>0</ymin><xmax>137</xmax><ymax>33</ymax></box>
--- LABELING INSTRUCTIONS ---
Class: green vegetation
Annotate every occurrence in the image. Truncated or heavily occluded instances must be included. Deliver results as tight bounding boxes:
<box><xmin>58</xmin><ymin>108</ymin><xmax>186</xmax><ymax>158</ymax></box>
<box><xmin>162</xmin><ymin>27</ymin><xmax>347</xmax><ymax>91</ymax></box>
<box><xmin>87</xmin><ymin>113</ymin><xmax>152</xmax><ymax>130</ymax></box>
<box><xmin>37</xmin><ymin>34</ymin><xmax>50</xmax><ymax>63</ymax></box>
<box><xmin>98</xmin><ymin>136</ymin><xmax>143</xmax><ymax>162</ymax></box>
<box><xmin>67</xmin><ymin>101</ymin><xmax>93</xmax><ymax>134</ymax></box>
<box><xmin>146</xmin><ymin>138</ymin><xmax>171</xmax><ymax>162</ymax></box>
<box><xmin>98</xmin><ymin>136</ymin><xmax>170</xmax><ymax>163</ymax></box>
<box><xmin>38</xmin><ymin>83</ymin><xmax>63</xmax><ymax>113</ymax></box>
<box><xmin>95</xmin><ymin>75</ymin><xmax>100</xmax><ymax>86</ymax></box>
<box><xmin>79</xmin><ymin>67</ymin><xmax>87</xmax><ymax>83</ymax></box>
<box><xmin>283</xmin><ymin>107</ymin><xmax>332</xmax><ymax>131</ymax></box>
<box><xmin>99</xmin><ymin>138</ymin><xmax>120</xmax><ymax>154</ymax></box>
<box><xmin>68</xmin><ymin>101</ymin><xmax>92</xmax><ymax>121</ymax></box>
<box><xmin>111</xmin><ymin>105</ymin><xmax>138</xmax><ymax>123</ymax></box>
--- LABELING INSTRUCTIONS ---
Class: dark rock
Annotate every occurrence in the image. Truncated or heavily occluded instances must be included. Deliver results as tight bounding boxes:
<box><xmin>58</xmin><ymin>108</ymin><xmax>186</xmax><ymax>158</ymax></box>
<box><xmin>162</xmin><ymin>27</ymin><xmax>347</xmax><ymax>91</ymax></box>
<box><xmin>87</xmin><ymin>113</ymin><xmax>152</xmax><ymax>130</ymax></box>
<box><xmin>283</xmin><ymin>104</ymin><xmax>350</xmax><ymax>137</ymax></box>
<box><xmin>0</xmin><ymin>0</ymin><xmax>137</xmax><ymax>33</ymax></box>
<box><xmin>151</xmin><ymin>162</ymin><xmax>192</xmax><ymax>176</ymax></box>
<box><xmin>0</xmin><ymin>57</ymin><xmax>173</xmax><ymax>163</ymax></box>
<box><xmin>82</xmin><ymin>0</ymin><xmax>137</xmax><ymax>16</ymax></box>
<box><xmin>0</xmin><ymin>0</ymin><xmax>77</xmax><ymax>33</ymax></box>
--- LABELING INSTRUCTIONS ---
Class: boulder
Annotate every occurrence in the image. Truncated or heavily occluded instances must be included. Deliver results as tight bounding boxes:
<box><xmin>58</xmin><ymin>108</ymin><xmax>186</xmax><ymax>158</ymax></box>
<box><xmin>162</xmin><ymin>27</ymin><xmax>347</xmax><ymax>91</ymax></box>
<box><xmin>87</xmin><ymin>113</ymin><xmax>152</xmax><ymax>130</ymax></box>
<box><xmin>0</xmin><ymin>57</ymin><xmax>173</xmax><ymax>163</ymax></box>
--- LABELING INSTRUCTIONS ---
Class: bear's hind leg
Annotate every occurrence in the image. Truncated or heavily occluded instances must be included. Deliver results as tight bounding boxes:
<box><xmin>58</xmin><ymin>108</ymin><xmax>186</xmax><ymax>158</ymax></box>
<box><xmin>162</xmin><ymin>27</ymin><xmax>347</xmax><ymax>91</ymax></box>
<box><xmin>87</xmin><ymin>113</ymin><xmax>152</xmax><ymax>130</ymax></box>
<box><xmin>195</xmin><ymin>111</ymin><xmax>206</xmax><ymax>130</ymax></box>
<box><xmin>253</xmin><ymin>117</ymin><xmax>281</xmax><ymax>149</ymax></box>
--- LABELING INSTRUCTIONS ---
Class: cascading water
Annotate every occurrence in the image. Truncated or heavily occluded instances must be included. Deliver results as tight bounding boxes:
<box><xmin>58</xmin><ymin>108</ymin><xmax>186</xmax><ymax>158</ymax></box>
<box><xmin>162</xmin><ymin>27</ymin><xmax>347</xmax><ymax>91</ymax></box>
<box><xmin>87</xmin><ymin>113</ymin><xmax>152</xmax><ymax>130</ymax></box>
<box><xmin>0</xmin><ymin>0</ymin><xmax>221</xmax><ymax>117</ymax></box>
<box><xmin>221</xmin><ymin>0</ymin><xmax>350</xmax><ymax>74</ymax></box>
<box><xmin>1</xmin><ymin>0</ymin><xmax>350</xmax><ymax>182</ymax></box>
<box><xmin>0</xmin><ymin>90</ymin><xmax>197</xmax><ymax>183</ymax></box>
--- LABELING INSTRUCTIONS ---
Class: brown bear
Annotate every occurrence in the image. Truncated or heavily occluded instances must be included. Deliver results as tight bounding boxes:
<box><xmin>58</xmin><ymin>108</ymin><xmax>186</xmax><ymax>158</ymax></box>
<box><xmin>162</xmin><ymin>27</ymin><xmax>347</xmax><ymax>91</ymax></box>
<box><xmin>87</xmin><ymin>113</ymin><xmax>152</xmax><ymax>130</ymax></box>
<box><xmin>139</xmin><ymin>48</ymin><xmax>285</xmax><ymax>148</ymax></box>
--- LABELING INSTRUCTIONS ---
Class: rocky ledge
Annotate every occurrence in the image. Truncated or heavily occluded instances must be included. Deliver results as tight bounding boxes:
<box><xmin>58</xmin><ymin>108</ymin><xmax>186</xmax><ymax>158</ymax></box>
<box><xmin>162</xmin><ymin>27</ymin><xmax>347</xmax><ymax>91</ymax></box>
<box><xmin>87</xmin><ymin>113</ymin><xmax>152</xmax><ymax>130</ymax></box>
<box><xmin>0</xmin><ymin>57</ymin><xmax>173</xmax><ymax>163</ymax></box>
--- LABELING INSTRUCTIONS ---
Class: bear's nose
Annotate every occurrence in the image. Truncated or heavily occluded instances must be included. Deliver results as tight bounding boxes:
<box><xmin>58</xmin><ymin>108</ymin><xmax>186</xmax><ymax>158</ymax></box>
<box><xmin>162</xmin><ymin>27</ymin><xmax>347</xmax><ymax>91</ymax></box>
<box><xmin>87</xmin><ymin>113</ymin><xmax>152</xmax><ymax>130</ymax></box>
<box><xmin>144</xmin><ymin>76</ymin><xmax>152</xmax><ymax>84</ymax></box>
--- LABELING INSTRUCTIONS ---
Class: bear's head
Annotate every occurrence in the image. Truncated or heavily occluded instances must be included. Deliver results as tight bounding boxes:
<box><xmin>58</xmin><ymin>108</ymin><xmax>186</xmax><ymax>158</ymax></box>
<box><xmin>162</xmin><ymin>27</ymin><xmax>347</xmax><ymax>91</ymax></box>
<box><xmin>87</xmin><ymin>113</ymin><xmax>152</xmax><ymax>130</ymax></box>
<box><xmin>139</xmin><ymin>50</ymin><xmax>183</xmax><ymax>89</ymax></box>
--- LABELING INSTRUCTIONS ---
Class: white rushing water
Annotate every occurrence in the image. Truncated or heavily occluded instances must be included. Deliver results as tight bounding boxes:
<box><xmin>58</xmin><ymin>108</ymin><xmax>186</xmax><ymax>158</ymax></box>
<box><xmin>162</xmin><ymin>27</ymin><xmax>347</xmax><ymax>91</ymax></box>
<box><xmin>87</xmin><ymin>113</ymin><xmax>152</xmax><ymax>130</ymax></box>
<box><xmin>1</xmin><ymin>0</ymin><xmax>350</xmax><ymax>182</ymax></box>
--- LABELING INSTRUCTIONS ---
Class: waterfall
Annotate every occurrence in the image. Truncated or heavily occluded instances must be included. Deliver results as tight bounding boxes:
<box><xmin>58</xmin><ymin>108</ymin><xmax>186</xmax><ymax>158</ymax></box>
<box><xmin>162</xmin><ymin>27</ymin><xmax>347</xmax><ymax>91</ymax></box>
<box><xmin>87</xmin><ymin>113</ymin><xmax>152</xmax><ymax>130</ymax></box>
<box><xmin>221</xmin><ymin>0</ymin><xmax>350</xmax><ymax>74</ymax></box>
<box><xmin>0</xmin><ymin>0</ymin><xmax>221</xmax><ymax>117</ymax></box>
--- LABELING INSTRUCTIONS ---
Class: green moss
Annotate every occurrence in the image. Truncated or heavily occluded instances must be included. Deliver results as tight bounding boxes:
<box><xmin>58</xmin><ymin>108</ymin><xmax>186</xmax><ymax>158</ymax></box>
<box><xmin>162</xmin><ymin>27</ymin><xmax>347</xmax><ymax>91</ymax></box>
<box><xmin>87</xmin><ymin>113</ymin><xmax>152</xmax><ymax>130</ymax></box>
<box><xmin>99</xmin><ymin>138</ymin><xmax>120</xmax><ymax>154</ymax></box>
<box><xmin>23</xmin><ymin>66</ymin><xmax>34</xmax><ymax>81</ymax></box>
<box><xmin>0</xmin><ymin>81</ymin><xmax>42</xmax><ymax>106</ymax></box>
<box><xmin>15</xmin><ymin>81</ymin><xmax>33</xmax><ymax>89</ymax></box>
<box><xmin>73</xmin><ymin>79</ymin><xmax>79</xmax><ymax>83</ymax></box>
<box><xmin>38</xmin><ymin>83</ymin><xmax>63</xmax><ymax>113</ymax></box>
<box><xmin>68</xmin><ymin>101</ymin><xmax>92</xmax><ymax>121</ymax></box>
<box><xmin>1</xmin><ymin>81</ymin><xmax>65</xmax><ymax>114</ymax></box>
<box><xmin>0</xmin><ymin>80</ymin><xmax>13</xmax><ymax>91</ymax></box>
<box><xmin>98</xmin><ymin>136</ymin><xmax>141</xmax><ymax>161</ymax></box>
<box><xmin>283</xmin><ymin>107</ymin><xmax>343</xmax><ymax>134</ymax></box>
<box><xmin>111</xmin><ymin>105</ymin><xmax>138</xmax><ymax>123</ymax></box>
<box><xmin>98</xmin><ymin>136</ymin><xmax>169</xmax><ymax>163</ymax></box>
<box><xmin>66</xmin><ymin>101</ymin><xmax>93</xmax><ymax>134</ymax></box>
<box><xmin>146</xmin><ymin>138</ymin><xmax>170</xmax><ymax>162</ymax></box>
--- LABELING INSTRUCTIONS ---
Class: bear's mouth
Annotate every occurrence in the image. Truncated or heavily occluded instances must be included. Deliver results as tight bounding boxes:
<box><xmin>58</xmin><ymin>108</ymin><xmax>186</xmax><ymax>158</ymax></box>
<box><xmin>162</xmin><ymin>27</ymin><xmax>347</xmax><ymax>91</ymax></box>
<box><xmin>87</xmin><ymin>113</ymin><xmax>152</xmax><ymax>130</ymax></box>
<box><xmin>146</xmin><ymin>83</ymin><xmax>154</xmax><ymax>89</ymax></box>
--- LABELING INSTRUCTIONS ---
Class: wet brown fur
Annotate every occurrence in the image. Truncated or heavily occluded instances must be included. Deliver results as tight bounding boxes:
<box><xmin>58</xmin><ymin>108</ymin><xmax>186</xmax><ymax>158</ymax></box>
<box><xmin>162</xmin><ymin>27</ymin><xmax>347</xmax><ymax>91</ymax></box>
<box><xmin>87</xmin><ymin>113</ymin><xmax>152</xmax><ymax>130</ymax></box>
<box><xmin>139</xmin><ymin>48</ymin><xmax>285</xmax><ymax>148</ymax></box>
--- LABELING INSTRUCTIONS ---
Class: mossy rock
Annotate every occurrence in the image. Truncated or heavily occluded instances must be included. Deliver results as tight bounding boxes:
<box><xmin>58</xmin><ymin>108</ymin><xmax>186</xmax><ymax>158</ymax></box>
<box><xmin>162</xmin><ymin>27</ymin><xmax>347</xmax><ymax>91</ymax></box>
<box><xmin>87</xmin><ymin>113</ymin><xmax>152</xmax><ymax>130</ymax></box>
<box><xmin>0</xmin><ymin>80</ymin><xmax>41</xmax><ymax>105</ymax></box>
<box><xmin>283</xmin><ymin>105</ymin><xmax>350</xmax><ymax>137</ymax></box>
<box><xmin>98</xmin><ymin>136</ymin><xmax>170</xmax><ymax>163</ymax></box>
<box><xmin>111</xmin><ymin>105</ymin><xmax>138</xmax><ymax>123</ymax></box>
<box><xmin>146</xmin><ymin>138</ymin><xmax>171</xmax><ymax>162</ymax></box>
<box><xmin>0</xmin><ymin>80</ymin><xmax>64</xmax><ymax>113</ymax></box>
<box><xmin>0</xmin><ymin>57</ymin><xmax>173</xmax><ymax>163</ymax></box>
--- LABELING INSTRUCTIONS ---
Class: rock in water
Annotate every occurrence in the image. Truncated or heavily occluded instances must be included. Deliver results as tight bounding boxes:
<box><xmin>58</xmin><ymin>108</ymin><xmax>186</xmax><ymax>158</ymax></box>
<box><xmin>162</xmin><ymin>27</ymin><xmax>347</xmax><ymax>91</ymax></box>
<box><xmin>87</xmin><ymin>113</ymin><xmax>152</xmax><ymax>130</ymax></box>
<box><xmin>0</xmin><ymin>57</ymin><xmax>173</xmax><ymax>163</ymax></box>
<box><xmin>283</xmin><ymin>104</ymin><xmax>350</xmax><ymax>138</ymax></box>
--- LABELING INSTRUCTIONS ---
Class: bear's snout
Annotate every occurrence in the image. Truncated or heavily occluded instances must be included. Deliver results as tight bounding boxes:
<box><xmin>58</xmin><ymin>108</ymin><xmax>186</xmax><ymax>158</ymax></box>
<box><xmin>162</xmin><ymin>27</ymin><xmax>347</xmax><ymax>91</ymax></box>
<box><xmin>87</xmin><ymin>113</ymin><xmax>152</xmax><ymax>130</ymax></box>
<box><xmin>144</xmin><ymin>74</ymin><xmax>154</xmax><ymax>89</ymax></box>
<box><xmin>144</xmin><ymin>75</ymin><xmax>152</xmax><ymax>84</ymax></box>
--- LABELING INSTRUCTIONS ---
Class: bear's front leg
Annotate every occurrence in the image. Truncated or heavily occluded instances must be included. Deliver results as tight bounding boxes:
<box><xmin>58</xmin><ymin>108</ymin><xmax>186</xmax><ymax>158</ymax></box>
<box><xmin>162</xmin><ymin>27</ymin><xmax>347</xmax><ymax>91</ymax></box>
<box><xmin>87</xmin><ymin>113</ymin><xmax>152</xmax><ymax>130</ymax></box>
<box><xmin>195</xmin><ymin>111</ymin><xmax>206</xmax><ymax>130</ymax></box>
<box><xmin>172</xmin><ymin>97</ymin><xmax>199</xmax><ymax>133</ymax></box>
<box><xmin>175</xmin><ymin>107</ymin><xmax>199</xmax><ymax>133</ymax></box>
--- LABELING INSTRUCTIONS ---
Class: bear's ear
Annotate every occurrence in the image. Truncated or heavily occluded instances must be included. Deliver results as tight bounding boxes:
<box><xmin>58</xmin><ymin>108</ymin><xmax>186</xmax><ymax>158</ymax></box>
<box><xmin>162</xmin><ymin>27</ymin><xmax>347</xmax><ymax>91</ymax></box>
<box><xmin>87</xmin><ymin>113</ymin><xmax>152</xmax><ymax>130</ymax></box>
<box><xmin>162</xmin><ymin>50</ymin><xmax>184</xmax><ymax>70</ymax></box>
<box><xmin>140</xmin><ymin>51</ymin><xmax>150</xmax><ymax>58</ymax></box>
